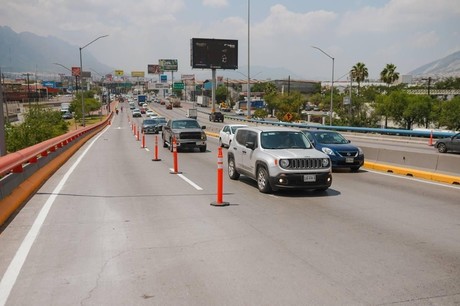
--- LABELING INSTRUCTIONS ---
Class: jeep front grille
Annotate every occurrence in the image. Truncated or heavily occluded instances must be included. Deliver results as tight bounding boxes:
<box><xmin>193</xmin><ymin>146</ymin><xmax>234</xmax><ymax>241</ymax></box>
<box><xmin>179</xmin><ymin>132</ymin><xmax>203</xmax><ymax>140</ymax></box>
<box><xmin>286</xmin><ymin>158</ymin><xmax>327</xmax><ymax>169</ymax></box>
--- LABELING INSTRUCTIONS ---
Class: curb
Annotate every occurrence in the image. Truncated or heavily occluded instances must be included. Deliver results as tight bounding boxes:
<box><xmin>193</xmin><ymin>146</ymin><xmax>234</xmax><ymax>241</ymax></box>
<box><xmin>364</xmin><ymin>161</ymin><xmax>460</xmax><ymax>185</ymax></box>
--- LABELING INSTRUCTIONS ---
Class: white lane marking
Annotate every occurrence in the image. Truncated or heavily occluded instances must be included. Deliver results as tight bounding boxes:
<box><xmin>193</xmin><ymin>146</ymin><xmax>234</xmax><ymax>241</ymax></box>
<box><xmin>170</xmin><ymin>168</ymin><xmax>203</xmax><ymax>190</ymax></box>
<box><xmin>365</xmin><ymin>169</ymin><xmax>460</xmax><ymax>190</ymax></box>
<box><xmin>0</xmin><ymin>127</ymin><xmax>110</xmax><ymax>306</ymax></box>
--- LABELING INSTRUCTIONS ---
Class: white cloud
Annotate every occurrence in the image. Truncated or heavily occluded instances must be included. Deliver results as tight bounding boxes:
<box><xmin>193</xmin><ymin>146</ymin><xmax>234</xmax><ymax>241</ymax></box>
<box><xmin>202</xmin><ymin>0</ymin><xmax>228</xmax><ymax>8</ymax></box>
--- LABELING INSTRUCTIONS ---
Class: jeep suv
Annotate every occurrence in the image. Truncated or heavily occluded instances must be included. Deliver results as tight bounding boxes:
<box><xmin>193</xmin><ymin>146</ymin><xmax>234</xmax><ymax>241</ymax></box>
<box><xmin>228</xmin><ymin>126</ymin><xmax>332</xmax><ymax>193</ymax></box>
<box><xmin>162</xmin><ymin>118</ymin><xmax>207</xmax><ymax>152</ymax></box>
<box><xmin>209</xmin><ymin>111</ymin><xmax>224</xmax><ymax>122</ymax></box>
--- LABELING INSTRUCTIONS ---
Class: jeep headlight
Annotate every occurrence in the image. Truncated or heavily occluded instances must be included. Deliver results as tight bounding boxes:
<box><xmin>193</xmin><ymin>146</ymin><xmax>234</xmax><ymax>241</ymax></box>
<box><xmin>322</xmin><ymin>158</ymin><xmax>330</xmax><ymax>167</ymax></box>
<box><xmin>321</xmin><ymin>147</ymin><xmax>335</xmax><ymax>156</ymax></box>
<box><xmin>173</xmin><ymin>133</ymin><xmax>181</xmax><ymax>140</ymax></box>
<box><xmin>279</xmin><ymin>159</ymin><xmax>290</xmax><ymax>169</ymax></box>
<box><xmin>358</xmin><ymin>147</ymin><xmax>363</xmax><ymax>155</ymax></box>
<box><xmin>201</xmin><ymin>131</ymin><xmax>207</xmax><ymax>140</ymax></box>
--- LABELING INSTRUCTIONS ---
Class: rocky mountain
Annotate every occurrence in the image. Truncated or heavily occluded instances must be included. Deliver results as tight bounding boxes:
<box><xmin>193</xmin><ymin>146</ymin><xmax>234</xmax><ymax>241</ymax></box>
<box><xmin>0</xmin><ymin>26</ymin><xmax>112</xmax><ymax>76</ymax></box>
<box><xmin>409</xmin><ymin>50</ymin><xmax>460</xmax><ymax>77</ymax></box>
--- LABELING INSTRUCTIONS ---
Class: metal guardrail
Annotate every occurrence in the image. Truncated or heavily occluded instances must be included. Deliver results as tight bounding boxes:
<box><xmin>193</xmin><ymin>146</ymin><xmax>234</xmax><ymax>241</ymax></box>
<box><xmin>219</xmin><ymin>113</ymin><xmax>457</xmax><ymax>139</ymax></box>
<box><xmin>0</xmin><ymin>115</ymin><xmax>112</xmax><ymax>193</ymax></box>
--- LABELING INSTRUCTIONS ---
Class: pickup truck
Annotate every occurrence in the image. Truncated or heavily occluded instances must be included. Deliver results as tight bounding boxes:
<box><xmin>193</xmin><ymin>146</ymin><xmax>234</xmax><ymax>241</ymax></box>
<box><xmin>162</xmin><ymin>118</ymin><xmax>207</xmax><ymax>152</ymax></box>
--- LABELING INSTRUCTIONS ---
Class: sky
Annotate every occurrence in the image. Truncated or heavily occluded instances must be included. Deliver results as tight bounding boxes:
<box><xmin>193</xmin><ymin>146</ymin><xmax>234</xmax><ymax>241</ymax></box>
<box><xmin>1</xmin><ymin>0</ymin><xmax>460</xmax><ymax>81</ymax></box>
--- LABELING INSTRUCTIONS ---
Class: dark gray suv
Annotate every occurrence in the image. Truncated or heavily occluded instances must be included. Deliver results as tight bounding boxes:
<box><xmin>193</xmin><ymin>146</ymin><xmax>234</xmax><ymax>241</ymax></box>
<box><xmin>162</xmin><ymin>118</ymin><xmax>207</xmax><ymax>152</ymax></box>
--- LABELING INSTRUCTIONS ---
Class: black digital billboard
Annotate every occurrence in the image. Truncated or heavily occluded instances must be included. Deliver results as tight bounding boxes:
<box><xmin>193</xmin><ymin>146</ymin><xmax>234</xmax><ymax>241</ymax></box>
<box><xmin>191</xmin><ymin>38</ymin><xmax>238</xmax><ymax>70</ymax></box>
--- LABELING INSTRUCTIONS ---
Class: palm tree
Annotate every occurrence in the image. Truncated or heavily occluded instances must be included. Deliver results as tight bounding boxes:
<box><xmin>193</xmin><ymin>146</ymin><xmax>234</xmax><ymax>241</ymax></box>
<box><xmin>380</xmin><ymin>63</ymin><xmax>400</xmax><ymax>86</ymax></box>
<box><xmin>351</xmin><ymin>62</ymin><xmax>368</xmax><ymax>96</ymax></box>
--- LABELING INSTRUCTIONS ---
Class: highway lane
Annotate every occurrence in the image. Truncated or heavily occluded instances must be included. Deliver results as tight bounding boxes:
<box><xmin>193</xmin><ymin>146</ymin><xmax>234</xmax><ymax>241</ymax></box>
<box><xmin>0</xmin><ymin>104</ymin><xmax>459</xmax><ymax>305</ymax></box>
<box><xmin>152</xmin><ymin>101</ymin><xmax>459</xmax><ymax>158</ymax></box>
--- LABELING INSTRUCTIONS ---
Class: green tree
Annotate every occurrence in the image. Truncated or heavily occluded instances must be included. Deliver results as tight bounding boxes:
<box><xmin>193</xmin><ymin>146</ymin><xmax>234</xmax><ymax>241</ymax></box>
<box><xmin>439</xmin><ymin>96</ymin><xmax>460</xmax><ymax>130</ymax></box>
<box><xmin>380</xmin><ymin>63</ymin><xmax>400</xmax><ymax>86</ymax></box>
<box><xmin>351</xmin><ymin>62</ymin><xmax>368</xmax><ymax>96</ymax></box>
<box><xmin>5</xmin><ymin>105</ymin><xmax>69</xmax><ymax>152</ymax></box>
<box><xmin>384</xmin><ymin>91</ymin><xmax>432</xmax><ymax>130</ymax></box>
<box><xmin>374</xmin><ymin>94</ymin><xmax>391</xmax><ymax>128</ymax></box>
<box><xmin>265</xmin><ymin>91</ymin><xmax>304</xmax><ymax>122</ymax></box>
<box><xmin>215</xmin><ymin>84</ymin><xmax>228</xmax><ymax>103</ymax></box>
<box><xmin>71</xmin><ymin>91</ymin><xmax>102</xmax><ymax>123</ymax></box>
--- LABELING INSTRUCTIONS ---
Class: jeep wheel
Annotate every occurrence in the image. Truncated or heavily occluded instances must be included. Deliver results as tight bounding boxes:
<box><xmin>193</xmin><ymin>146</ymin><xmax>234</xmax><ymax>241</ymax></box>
<box><xmin>218</xmin><ymin>138</ymin><xmax>224</xmax><ymax>147</ymax></box>
<box><xmin>162</xmin><ymin>137</ymin><xmax>168</xmax><ymax>148</ymax></box>
<box><xmin>200</xmin><ymin>145</ymin><xmax>207</xmax><ymax>152</ymax></box>
<box><xmin>228</xmin><ymin>157</ymin><xmax>240</xmax><ymax>180</ymax></box>
<box><xmin>169</xmin><ymin>138</ymin><xmax>174</xmax><ymax>152</ymax></box>
<box><xmin>257</xmin><ymin>166</ymin><xmax>272</xmax><ymax>193</ymax></box>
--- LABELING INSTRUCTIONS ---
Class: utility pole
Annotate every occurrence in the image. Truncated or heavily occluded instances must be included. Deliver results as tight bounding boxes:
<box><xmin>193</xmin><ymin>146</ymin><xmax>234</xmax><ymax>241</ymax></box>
<box><xmin>0</xmin><ymin>67</ymin><xmax>7</xmax><ymax>156</ymax></box>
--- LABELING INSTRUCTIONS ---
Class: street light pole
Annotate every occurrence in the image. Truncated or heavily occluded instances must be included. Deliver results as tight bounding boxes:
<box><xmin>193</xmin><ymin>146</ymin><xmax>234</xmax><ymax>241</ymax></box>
<box><xmin>247</xmin><ymin>0</ymin><xmax>251</xmax><ymax>118</ymax></box>
<box><xmin>0</xmin><ymin>67</ymin><xmax>6</xmax><ymax>156</ymax></box>
<box><xmin>53</xmin><ymin>63</ymin><xmax>75</xmax><ymax>97</ymax></box>
<box><xmin>79</xmin><ymin>34</ymin><xmax>108</xmax><ymax>127</ymax></box>
<box><xmin>312</xmin><ymin>46</ymin><xmax>334</xmax><ymax>126</ymax></box>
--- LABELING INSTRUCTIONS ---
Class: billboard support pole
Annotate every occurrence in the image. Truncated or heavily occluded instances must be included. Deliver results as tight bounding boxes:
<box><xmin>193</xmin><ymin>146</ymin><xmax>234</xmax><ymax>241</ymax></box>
<box><xmin>211</xmin><ymin>68</ymin><xmax>216</xmax><ymax>112</ymax></box>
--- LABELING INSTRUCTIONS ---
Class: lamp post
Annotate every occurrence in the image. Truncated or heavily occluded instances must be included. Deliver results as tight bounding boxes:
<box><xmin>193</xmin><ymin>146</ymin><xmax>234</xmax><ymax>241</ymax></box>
<box><xmin>312</xmin><ymin>46</ymin><xmax>334</xmax><ymax>126</ymax></box>
<box><xmin>53</xmin><ymin>63</ymin><xmax>76</xmax><ymax>97</ymax></box>
<box><xmin>247</xmin><ymin>0</ymin><xmax>251</xmax><ymax>118</ymax></box>
<box><xmin>0</xmin><ymin>67</ymin><xmax>6</xmax><ymax>156</ymax></box>
<box><xmin>79</xmin><ymin>35</ymin><xmax>108</xmax><ymax>127</ymax></box>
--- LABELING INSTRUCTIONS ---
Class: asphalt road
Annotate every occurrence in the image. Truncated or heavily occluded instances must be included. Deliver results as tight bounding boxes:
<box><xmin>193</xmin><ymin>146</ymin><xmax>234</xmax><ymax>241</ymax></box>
<box><xmin>0</xmin><ymin>103</ymin><xmax>459</xmax><ymax>305</ymax></box>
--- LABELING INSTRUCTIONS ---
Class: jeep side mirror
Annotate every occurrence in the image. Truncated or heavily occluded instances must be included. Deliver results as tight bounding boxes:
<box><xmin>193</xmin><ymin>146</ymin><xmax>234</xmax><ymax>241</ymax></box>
<box><xmin>245</xmin><ymin>141</ymin><xmax>255</xmax><ymax>150</ymax></box>
<box><xmin>202</xmin><ymin>126</ymin><xmax>206</xmax><ymax>129</ymax></box>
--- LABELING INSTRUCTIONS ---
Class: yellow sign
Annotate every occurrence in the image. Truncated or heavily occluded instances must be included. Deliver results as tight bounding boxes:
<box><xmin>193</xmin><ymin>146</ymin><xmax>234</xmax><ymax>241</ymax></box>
<box><xmin>131</xmin><ymin>71</ymin><xmax>145</xmax><ymax>77</ymax></box>
<box><xmin>284</xmin><ymin>113</ymin><xmax>293</xmax><ymax>122</ymax></box>
<box><xmin>115</xmin><ymin>70</ymin><xmax>124</xmax><ymax>76</ymax></box>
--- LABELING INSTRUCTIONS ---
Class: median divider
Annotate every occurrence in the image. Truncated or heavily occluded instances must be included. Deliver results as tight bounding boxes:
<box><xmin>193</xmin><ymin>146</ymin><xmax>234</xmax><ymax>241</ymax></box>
<box><xmin>364</xmin><ymin>161</ymin><xmax>460</xmax><ymax>185</ymax></box>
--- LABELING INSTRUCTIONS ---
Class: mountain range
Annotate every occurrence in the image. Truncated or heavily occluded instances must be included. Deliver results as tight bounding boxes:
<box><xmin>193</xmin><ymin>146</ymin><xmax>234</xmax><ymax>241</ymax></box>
<box><xmin>0</xmin><ymin>26</ymin><xmax>112</xmax><ymax>77</ymax></box>
<box><xmin>408</xmin><ymin>50</ymin><xmax>460</xmax><ymax>77</ymax></box>
<box><xmin>1</xmin><ymin>25</ymin><xmax>459</xmax><ymax>80</ymax></box>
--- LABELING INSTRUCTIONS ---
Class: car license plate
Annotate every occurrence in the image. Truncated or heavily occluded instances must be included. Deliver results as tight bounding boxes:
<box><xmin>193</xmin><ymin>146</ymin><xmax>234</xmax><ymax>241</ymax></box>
<box><xmin>303</xmin><ymin>174</ymin><xmax>316</xmax><ymax>182</ymax></box>
<box><xmin>345</xmin><ymin>157</ymin><xmax>354</xmax><ymax>163</ymax></box>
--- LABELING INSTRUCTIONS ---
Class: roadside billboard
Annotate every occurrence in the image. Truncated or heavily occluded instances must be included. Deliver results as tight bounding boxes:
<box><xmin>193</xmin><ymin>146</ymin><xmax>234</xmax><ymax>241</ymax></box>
<box><xmin>159</xmin><ymin>59</ymin><xmax>178</xmax><ymax>72</ymax></box>
<box><xmin>71</xmin><ymin>67</ymin><xmax>81</xmax><ymax>77</ymax></box>
<box><xmin>115</xmin><ymin>70</ymin><xmax>124</xmax><ymax>76</ymax></box>
<box><xmin>148</xmin><ymin>64</ymin><xmax>161</xmax><ymax>74</ymax></box>
<box><xmin>131</xmin><ymin>71</ymin><xmax>145</xmax><ymax>77</ymax></box>
<box><xmin>190</xmin><ymin>38</ymin><xmax>238</xmax><ymax>70</ymax></box>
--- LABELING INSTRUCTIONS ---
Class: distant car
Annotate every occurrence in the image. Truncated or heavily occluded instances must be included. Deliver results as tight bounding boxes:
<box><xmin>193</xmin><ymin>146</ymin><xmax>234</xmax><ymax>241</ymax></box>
<box><xmin>141</xmin><ymin>117</ymin><xmax>167</xmax><ymax>134</ymax></box>
<box><xmin>146</xmin><ymin>110</ymin><xmax>155</xmax><ymax>116</ymax></box>
<box><xmin>301</xmin><ymin>129</ymin><xmax>364</xmax><ymax>172</ymax></box>
<box><xmin>235</xmin><ymin>109</ymin><xmax>245</xmax><ymax>116</ymax></box>
<box><xmin>61</xmin><ymin>112</ymin><xmax>73</xmax><ymax>120</ymax></box>
<box><xmin>219</xmin><ymin>124</ymin><xmax>247</xmax><ymax>148</ymax></box>
<box><xmin>434</xmin><ymin>132</ymin><xmax>460</xmax><ymax>153</ymax></box>
<box><xmin>209</xmin><ymin>111</ymin><xmax>224</xmax><ymax>122</ymax></box>
<box><xmin>132</xmin><ymin>108</ymin><xmax>142</xmax><ymax>117</ymax></box>
<box><xmin>166</xmin><ymin>104</ymin><xmax>172</xmax><ymax>110</ymax></box>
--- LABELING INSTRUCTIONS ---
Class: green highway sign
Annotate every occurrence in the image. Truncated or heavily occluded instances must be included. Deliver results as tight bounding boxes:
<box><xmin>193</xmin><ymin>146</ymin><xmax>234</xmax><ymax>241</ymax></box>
<box><xmin>173</xmin><ymin>82</ymin><xmax>184</xmax><ymax>90</ymax></box>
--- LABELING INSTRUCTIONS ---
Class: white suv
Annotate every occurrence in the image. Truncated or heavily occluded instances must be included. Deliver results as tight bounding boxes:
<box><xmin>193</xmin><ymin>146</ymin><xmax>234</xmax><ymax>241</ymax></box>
<box><xmin>228</xmin><ymin>126</ymin><xmax>332</xmax><ymax>193</ymax></box>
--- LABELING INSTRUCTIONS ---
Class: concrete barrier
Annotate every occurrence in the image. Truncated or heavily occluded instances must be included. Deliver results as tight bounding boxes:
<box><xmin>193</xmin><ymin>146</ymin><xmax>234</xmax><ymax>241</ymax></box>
<box><xmin>361</xmin><ymin>146</ymin><xmax>460</xmax><ymax>178</ymax></box>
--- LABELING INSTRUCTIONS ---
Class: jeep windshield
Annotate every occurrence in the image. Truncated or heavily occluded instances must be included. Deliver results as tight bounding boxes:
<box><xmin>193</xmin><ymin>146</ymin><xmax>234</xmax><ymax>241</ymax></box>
<box><xmin>171</xmin><ymin>120</ymin><xmax>200</xmax><ymax>129</ymax></box>
<box><xmin>260</xmin><ymin>131</ymin><xmax>312</xmax><ymax>149</ymax></box>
